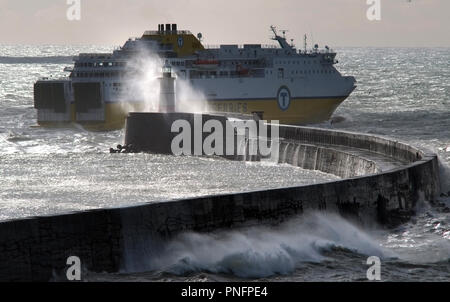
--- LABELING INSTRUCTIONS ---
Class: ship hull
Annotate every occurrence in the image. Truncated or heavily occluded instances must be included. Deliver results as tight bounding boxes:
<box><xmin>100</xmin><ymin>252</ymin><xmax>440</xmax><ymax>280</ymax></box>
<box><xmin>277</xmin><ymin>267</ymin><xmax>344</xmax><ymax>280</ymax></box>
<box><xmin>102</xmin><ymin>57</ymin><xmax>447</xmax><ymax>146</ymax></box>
<box><xmin>208</xmin><ymin>96</ymin><xmax>346</xmax><ymax>125</ymax></box>
<box><xmin>37</xmin><ymin>102</ymin><xmax>138</xmax><ymax>131</ymax></box>
<box><xmin>36</xmin><ymin>96</ymin><xmax>348</xmax><ymax>131</ymax></box>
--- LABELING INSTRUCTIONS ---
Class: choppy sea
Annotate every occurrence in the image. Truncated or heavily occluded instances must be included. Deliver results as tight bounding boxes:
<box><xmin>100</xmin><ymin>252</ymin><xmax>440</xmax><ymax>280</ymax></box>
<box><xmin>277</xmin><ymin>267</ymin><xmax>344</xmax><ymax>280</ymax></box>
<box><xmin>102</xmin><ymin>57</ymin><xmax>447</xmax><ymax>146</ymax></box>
<box><xmin>0</xmin><ymin>46</ymin><xmax>449</xmax><ymax>281</ymax></box>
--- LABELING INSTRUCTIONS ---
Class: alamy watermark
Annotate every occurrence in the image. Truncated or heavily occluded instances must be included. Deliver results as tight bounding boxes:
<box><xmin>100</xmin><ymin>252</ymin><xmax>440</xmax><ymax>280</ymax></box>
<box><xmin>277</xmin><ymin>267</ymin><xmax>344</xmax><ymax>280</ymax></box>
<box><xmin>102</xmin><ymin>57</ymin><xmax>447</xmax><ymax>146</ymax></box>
<box><xmin>67</xmin><ymin>0</ymin><xmax>81</xmax><ymax>21</ymax></box>
<box><xmin>366</xmin><ymin>0</ymin><xmax>381</xmax><ymax>21</ymax></box>
<box><xmin>171</xmin><ymin>117</ymin><xmax>280</xmax><ymax>159</ymax></box>
<box><xmin>366</xmin><ymin>256</ymin><xmax>381</xmax><ymax>281</ymax></box>
<box><xmin>66</xmin><ymin>256</ymin><xmax>81</xmax><ymax>281</ymax></box>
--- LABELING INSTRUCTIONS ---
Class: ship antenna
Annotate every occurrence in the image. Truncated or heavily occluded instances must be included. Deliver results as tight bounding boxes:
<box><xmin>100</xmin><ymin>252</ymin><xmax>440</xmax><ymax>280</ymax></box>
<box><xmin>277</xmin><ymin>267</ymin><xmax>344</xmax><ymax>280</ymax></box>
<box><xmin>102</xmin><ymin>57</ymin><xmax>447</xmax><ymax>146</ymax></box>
<box><xmin>304</xmin><ymin>34</ymin><xmax>307</xmax><ymax>53</ymax></box>
<box><xmin>270</xmin><ymin>25</ymin><xmax>277</xmax><ymax>38</ymax></box>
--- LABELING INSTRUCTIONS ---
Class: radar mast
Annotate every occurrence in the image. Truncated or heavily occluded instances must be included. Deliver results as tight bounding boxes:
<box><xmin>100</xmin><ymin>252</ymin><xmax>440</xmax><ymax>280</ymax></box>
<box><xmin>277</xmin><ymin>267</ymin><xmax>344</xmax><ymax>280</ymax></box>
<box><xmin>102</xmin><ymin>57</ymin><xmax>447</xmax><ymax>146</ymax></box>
<box><xmin>270</xmin><ymin>25</ymin><xmax>293</xmax><ymax>50</ymax></box>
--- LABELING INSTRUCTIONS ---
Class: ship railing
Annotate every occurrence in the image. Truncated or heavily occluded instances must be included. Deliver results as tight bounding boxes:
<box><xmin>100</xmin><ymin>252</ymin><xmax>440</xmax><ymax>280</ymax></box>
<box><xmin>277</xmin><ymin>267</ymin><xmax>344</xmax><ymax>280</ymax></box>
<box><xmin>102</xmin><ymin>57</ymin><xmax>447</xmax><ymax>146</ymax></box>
<box><xmin>298</xmin><ymin>49</ymin><xmax>335</xmax><ymax>55</ymax></box>
<box><xmin>205</xmin><ymin>45</ymin><xmax>221</xmax><ymax>49</ymax></box>
<box><xmin>79</xmin><ymin>53</ymin><xmax>114</xmax><ymax>56</ymax></box>
<box><xmin>143</xmin><ymin>30</ymin><xmax>192</xmax><ymax>36</ymax></box>
<box><xmin>205</xmin><ymin>44</ymin><xmax>280</xmax><ymax>50</ymax></box>
<box><xmin>262</xmin><ymin>44</ymin><xmax>279</xmax><ymax>49</ymax></box>
<box><xmin>38</xmin><ymin>77</ymin><xmax>70</xmax><ymax>81</ymax></box>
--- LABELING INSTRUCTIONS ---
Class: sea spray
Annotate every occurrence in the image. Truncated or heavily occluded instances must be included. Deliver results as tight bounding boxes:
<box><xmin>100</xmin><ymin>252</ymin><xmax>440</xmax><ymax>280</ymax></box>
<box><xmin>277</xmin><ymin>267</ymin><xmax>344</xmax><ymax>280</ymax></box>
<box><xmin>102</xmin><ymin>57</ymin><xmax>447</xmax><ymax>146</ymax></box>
<box><xmin>117</xmin><ymin>45</ymin><xmax>208</xmax><ymax>115</ymax></box>
<box><xmin>438</xmin><ymin>159</ymin><xmax>450</xmax><ymax>195</ymax></box>
<box><xmin>138</xmin><ymin>212</ymin><xmax>393</xmax><ymax>278</ymax></box>
<box><xmin>176</xmin><ymin>78</ymin><xmax>209</xmax><ymax>113</ymax></box>
<box><xmin>118</xmin><ymin>46</ymin><xmax>161</xmax><ymax>113</ymax></box>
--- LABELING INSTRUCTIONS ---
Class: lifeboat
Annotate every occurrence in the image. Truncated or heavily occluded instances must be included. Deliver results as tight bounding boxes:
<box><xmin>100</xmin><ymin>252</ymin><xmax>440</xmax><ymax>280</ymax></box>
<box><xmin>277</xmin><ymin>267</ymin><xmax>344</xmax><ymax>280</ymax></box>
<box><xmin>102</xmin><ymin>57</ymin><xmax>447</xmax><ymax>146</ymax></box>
<box><xmin>193</xmin><ymin>59</ymin><xmax>219</xmax><ymax>69</ymax></box>
<box><xmin>236</xmin><ymin>64</ymin><xmax>250</xmax><ymax>76</ymax></box>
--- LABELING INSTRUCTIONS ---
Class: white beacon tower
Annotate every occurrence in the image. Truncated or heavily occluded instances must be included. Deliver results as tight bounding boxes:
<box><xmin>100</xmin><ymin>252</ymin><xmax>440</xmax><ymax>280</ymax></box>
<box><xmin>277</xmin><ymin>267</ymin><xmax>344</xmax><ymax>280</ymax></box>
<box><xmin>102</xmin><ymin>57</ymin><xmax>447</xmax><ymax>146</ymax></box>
<box><xmin>158</xmin><ymin>60</ymin><xmax>176</xmax><ymax>113</ymax></box>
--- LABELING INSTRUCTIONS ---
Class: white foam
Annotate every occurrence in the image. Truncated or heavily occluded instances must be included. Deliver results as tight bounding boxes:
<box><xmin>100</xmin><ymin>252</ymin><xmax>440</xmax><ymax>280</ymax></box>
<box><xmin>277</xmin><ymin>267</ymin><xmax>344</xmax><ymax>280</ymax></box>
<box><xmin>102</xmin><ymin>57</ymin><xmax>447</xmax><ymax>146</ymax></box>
<box><xmin>117</xmin><ymin>45</ymin><xmax>207</xmax><ymax>115</ymax></box>
<box><xmin>439</xmin><ymin>159</ymin><xmax>450</xmax><ymax>194</ymax></box>
<box><xmin>147</xmin><ymin>213</ymin><xmax>393</xmax><ymax>278</ymax></box>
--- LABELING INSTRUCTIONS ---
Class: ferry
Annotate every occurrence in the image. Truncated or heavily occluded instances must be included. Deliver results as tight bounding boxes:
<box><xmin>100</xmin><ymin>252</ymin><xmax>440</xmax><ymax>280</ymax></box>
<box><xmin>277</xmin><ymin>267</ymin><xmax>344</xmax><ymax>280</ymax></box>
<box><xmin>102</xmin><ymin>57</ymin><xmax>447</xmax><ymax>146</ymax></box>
<box><xmin>33</xmin><ymin>24</ymin><xmax>356</xmax><ymax>131</ymax></box>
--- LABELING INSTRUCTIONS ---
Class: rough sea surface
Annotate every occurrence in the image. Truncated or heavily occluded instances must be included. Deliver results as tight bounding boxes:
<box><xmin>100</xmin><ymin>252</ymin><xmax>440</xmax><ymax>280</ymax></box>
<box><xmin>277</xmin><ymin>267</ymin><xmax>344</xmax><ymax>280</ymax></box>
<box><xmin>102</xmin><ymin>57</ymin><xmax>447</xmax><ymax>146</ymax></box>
<box><xmin>0</xmin><ymin>46</ymin><xmax>449</xmax><ymax>281</ymax></box>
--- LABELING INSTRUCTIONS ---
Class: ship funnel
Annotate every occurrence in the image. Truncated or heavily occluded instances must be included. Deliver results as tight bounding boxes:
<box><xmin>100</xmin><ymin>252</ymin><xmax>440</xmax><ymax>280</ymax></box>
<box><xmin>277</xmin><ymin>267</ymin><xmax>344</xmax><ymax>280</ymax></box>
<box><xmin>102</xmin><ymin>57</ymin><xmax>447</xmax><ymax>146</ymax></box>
<box><xmin>158</xmin><ymin>61</ymin><xmax>176</xmax><ymax>113</ymax></box>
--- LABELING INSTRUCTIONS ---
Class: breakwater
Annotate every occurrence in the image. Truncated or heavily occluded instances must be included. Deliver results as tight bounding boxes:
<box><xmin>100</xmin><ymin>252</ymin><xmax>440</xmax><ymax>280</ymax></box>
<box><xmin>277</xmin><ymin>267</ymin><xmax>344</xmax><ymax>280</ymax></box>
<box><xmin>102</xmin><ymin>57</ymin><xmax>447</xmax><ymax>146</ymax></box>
<box><xmin>0</xmin><ymin>112</ymin><xmax>441</xmax><ymax>281</ymax></box>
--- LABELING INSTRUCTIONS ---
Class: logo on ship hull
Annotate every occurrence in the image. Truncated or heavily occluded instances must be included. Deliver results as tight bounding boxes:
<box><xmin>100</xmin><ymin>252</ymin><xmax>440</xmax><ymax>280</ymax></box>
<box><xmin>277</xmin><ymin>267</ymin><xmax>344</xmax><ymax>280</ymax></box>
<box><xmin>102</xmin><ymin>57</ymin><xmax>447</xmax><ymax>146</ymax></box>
<box><xmin>277</xmin><ymin>86</ymin><xmax>291</xmax><ymax>111</ymax></box>
<box><xmin>177</xmin><ymin>36</ymin><xmax>184</xmax><ymax>48</ymax></box>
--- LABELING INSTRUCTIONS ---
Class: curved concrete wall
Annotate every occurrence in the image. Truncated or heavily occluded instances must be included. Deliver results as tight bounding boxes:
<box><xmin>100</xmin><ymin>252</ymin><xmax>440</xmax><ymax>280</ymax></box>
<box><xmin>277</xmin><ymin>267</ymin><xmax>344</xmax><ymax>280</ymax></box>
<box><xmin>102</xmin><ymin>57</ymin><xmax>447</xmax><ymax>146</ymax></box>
<box><xmin>0</xmin><ymin>113</ymin><xmax>441</xmax><ymax>281</ymax></box>
<box><xmin>278</xmin><ymin>142</ymin><xmax>380</xmax><ymax>178</ymax></box>
<box><xmin>278</xmin><ymin>125</ymin><xmax>424</xmax><ymax>164</ymax></box>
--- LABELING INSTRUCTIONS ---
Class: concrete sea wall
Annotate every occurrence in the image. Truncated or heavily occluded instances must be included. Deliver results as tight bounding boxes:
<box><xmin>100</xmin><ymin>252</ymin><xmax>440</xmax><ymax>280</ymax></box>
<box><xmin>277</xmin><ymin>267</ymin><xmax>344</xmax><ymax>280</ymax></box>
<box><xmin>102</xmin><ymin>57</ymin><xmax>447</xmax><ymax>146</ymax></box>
<box><xmin>0</xmin><ymin>113</ymin><xmax>441</xmax><ymax>281</ymax></box>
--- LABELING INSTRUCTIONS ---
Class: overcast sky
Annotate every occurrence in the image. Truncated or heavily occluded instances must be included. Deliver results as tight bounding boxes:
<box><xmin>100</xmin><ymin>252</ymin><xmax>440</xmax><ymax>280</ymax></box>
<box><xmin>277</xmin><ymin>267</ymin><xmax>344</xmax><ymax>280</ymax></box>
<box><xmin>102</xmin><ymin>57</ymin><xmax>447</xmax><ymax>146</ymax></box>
<box><xmin>0</xmin><ymin>0</ymin><xmax>449</xmax><ymax>47</ymax></box>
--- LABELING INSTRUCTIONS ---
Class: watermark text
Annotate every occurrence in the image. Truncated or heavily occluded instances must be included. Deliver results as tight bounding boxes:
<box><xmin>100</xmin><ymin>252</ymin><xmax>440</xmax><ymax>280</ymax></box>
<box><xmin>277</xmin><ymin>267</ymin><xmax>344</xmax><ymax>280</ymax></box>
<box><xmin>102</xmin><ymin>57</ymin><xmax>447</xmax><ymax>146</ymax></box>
<box><xmin>66</xmin><ymin>0</ymin><xmax>81</xmax><ymax>21</ymax></box>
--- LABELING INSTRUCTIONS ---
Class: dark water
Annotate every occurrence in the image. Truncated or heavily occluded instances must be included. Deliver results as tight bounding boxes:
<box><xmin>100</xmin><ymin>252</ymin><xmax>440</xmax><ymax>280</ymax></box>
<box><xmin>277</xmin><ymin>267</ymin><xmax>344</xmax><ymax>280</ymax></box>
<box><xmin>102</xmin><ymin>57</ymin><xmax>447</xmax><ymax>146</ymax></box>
<box><xmin>1</xmin><ymin>46</ymin><xmax>449</xmax><ymax>281</ymax></box>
